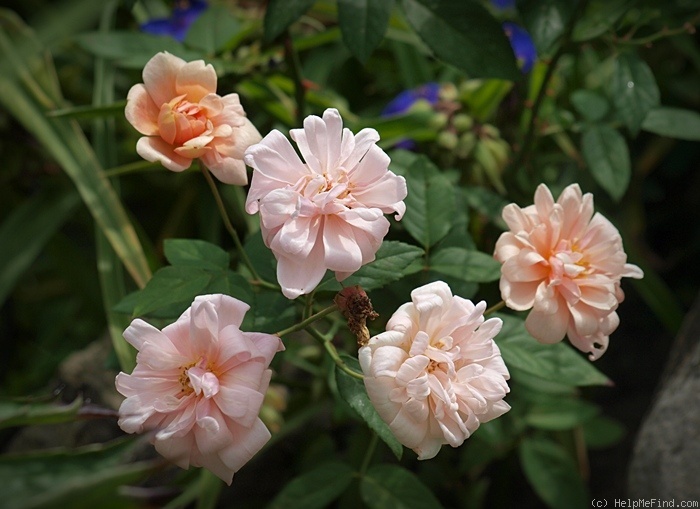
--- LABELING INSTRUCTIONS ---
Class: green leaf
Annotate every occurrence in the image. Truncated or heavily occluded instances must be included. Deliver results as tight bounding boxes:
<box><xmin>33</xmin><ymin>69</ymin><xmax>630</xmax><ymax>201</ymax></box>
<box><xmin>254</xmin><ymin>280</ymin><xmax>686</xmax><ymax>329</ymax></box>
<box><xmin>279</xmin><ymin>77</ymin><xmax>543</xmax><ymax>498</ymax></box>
<box><xmin>403</xmin><ymin>156</ymin><xmax>456</xmax><ymax>249</ymax></box>
<box><xmin>205</xmin><ymin>270</ymin><xmax>255</xmax><ymax>307</ymax></box>
<box><xmin>73</xmin><ymin>31</ymin><xmax>203</xmax><ymax>69</ymax></box>
<box><xmin>244</xmin><ymin>230</ymin><xmax>279</xmax><ymax>284</ymax></box>
<box><xmin>388</xmin><ymin>39</ymin><xmax>434</xmax><ymax>89</ymax></box>
<box><xmin>519</xmin><ymin>0</ymin><xmax>575</xmax><ymax>56</ymax></box>
<box><xmin>0</xmin><ymin>438</ymin><xmax>157</xmax><ymax>509</ymax></box>
<box><xmin>581</xmin><ymin>124</ymin><xmax>631</xmax><ymax>201</ymax></box>
<box><xmin>264</xmin><ymin>0</ymin><xmax>316</xmax><ymax>42</ymax></box>
<box><xmin>642</xmin><ymin>107</ymin><xmax>700</xmax><ymax>140</ymax></box>
<box><xmin>247</xmin><ymin>290</ymin><xmax>297</xmax><ymax>333</ymax></box>
<box><xmin>462</xmin><ymin>185</ymin><xmax>508</xmax><ymax>229</ymax></box>
<box><xmin>519</xmin><ymin>437</ymin><xmax>588</xmax><ymax>509</ymax></box>
<box><xmin>0</xmin><ymin>396</ymin><xmax>83</xmax><ymax>429</ymax></box>
<box><xmin>0</xmin><ymin>188</ymin><xmax>79</xmax><ymax>307</ymax></box>
<box><xmin>570</xmin><ymin>89</ymin><xmax>609</xmax><ymax>122</ymax></box>
<box><xmin>358</xmin><ymin>110</ymin><xmax>438</xmax><ymax>149</ymax></box>
<box><xmin>609</xmin><ymin>52</ymin><xmax>660</xmax><ymax>135</ymax></box>
<box><xmin>400</xmin><ymin>0</ymin><xmax>519</xmax><ymax>80</ymax></box>
<box><xmin>134</xmin><ymin>266</ymin><xmax>211</xmax><ymax>316</ymax></box>
<box><xmin>360</xmin><ymin>464</ymin><xmax>443</xmax><ymax>509</ymax></box>
<box><xmin>338</xmin><ymin>0</ymin><xmax>394</xmax><ymax>63</ymax></box>
<box><xmin>582</xmin><ymin>414</ymin><xmax>626</xmax><ymax>449</ymax></box>
<box><xmin>267</xmin><ymin>462</ymin><xmax>355</xmax><ymax>509</ymax></box>
<box><xmin>184</xmin><ymin>4</ymin><xmax>241</xmax><ymax>54</ymax></box>
<box><xmin>336</xmin><ymin>355</ymin><xmax>404</xmax><ymax>460</ymax></box>
<box><xmin>524</xmin><ymin>398</ymin><xmax>600</xmax><ymax>430</ymax></box>
<box><xmin>429</xmin><ymin>247</ymin><xmax>501</xmax><ymax>283</ymax></box>
<box><xmin>495</xmin><ymin>314</ymin><xmax>611</xmax><ymax>386</ymax></box>
<box><xmin>164</xmin><ymin>238</ymin><xmax>230</xmax><ymax>272</ymax></box>
<box><xmin>572</xmin><ymin>0</ymin><xmax>635</xmax><ymax>42</ymax></box>
<box><xmin>319</xmin><ymin>241</ymin><xmax>424</xmax><ymax>292</ymax></box>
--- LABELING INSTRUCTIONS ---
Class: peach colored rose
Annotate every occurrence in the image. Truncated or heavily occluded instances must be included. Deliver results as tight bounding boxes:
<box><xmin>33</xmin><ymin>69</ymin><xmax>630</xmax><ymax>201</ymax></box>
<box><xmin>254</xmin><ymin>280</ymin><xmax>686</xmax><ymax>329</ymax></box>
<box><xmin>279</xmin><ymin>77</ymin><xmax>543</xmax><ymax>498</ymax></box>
<box><xmin>125</xmin><ymin>52</ymin><xmax>261</xmax><ymax>185</ymax></box>
<box><xmin>494</xmin><ymin>183</ymin><xmax>643</xmax><ymax>360</ymax></box>
<box><xmin>359</xmin><ymin>282</ymin><xmax>510</xmax><ymax>460</ymax></box>
<box><xmin>115</xmin><ymin>294</ymin><xmax>284</xmax><ymax>484</ymax></box>
<box><xmin>244</xmin><ymin>108</ymin><xmax>407</xmax><ymax>299</ymax></box>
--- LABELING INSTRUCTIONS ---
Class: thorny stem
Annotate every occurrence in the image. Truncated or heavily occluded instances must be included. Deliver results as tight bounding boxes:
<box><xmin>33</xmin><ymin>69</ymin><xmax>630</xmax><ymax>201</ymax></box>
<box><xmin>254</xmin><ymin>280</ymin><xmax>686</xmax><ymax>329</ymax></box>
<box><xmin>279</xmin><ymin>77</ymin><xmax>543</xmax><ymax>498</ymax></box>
<box><xmin>284</xmin><ymin>31</ymin><xmax>306</xmax><ymax>127</ymax></box>
<box><xmin>307</xmin><ymin>326</ymin><xmax>365</xmax><ymax>380</ymax></box>
<box><xmin>200</xmin><ymin>163</ymin><xmax>277</xmax><ymax>290</ymax></box>
<box><xmin>485</xmin><ymin>300</ymin><xmax>505</xmax><ymax>315</ymax></box>
<box><xmin>276</xmin><ymin>303</ymin><xmax>339</xmax><ymax>337</ymax></box>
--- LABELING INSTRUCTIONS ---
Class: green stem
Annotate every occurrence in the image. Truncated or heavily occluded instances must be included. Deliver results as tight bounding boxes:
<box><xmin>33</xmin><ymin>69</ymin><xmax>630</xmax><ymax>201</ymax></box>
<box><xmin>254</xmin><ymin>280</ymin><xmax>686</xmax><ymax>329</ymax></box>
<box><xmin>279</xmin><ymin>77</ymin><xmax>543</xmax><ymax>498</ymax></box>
<box><xmin>512</xmin><ymin>0</ymin><xmax>588</xmax><ymax>174</ymax></box>
<box><xmin>615</xmin><ymin>13</ymin><xmax>700</xmax><ymax>46</ymax></box>
<box><xmin>276</xmin><ymin>304</ymin><xmax>339</xmax><ymax>337</ymax></box>
<box><xmin>485</xmin><ymin>300</ymin><xmax>505</xmax><ymax>315</ymax></box>
<box><xmin>514</xmin><ymin>44</ymin><xmax>565</xmax><ymax>173</ymax></box>
<box><xmin>200</xmin><ymin>163</ymin><xmax>277</xmax><ymax>290</ymax></box>
<box><xmin>307</xmin><ymin>326</ymin><xmax>364</xmax><ymax>380</ymax></box>
<box><xmin>359</xmin><ymin>432</ymin><xmax>379</xmax><ymax>476</ymax></box>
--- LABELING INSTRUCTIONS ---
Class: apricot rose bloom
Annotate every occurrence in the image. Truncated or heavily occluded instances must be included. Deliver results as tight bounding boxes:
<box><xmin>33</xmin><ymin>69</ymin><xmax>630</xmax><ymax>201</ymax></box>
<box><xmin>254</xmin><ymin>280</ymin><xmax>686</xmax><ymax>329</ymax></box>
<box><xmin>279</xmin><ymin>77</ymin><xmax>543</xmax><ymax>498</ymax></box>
<box><xmin>244</xmin><ymin>108</ymin><xmax>407</xmax><ymax>299</ymax></box>
<box><xmin>115</xmin><ymin>294</ymin><xmax>284</xmax><ymax>484</ymax></box>
<box><xmin>125</xmin><ymin>52</ymin><xmax>261</xmax><ymax>184</ymax></box>
<box><xmin>359</xmin><ymin>282</ymin><xmax>510</xmax><ymax>460</ymax></box>
<box><xmin>494</xmin><ymin>183</ymin><xmax>643</xmax><ymax>360</ymax></box>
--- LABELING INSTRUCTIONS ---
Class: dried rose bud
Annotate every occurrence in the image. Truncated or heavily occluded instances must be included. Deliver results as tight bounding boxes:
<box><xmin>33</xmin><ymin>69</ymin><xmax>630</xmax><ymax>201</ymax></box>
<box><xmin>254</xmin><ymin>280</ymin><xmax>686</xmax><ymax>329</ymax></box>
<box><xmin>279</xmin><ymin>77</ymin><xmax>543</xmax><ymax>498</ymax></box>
<box><xmin>335</xmin><ymin>286</ymin><xmax>379</xmax><ymax>346</ymax></box>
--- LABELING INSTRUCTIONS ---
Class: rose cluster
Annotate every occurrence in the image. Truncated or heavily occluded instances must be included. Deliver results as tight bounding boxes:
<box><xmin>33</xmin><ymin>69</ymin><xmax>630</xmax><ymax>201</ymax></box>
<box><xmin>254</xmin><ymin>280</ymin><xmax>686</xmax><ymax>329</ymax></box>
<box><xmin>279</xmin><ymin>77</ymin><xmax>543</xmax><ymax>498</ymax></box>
<box><xmin>117</xmin><ymin>52</ymin><xmax>642</xmax><ymax>483</ymax></box>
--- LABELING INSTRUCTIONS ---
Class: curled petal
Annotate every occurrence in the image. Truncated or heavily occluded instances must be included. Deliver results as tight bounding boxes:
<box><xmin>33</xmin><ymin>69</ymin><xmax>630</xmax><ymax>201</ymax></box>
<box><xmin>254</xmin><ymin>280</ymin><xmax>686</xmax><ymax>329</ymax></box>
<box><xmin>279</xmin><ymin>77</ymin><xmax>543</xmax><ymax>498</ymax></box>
<box><xmin>136</xmin><ymin>137</ymin><xmax>192</xmax><ymax>172</ymax></box>
<box><xmin>125</xmin><ymin>84</ymin><xmax>159</xmax><ymax>135</ymax></box>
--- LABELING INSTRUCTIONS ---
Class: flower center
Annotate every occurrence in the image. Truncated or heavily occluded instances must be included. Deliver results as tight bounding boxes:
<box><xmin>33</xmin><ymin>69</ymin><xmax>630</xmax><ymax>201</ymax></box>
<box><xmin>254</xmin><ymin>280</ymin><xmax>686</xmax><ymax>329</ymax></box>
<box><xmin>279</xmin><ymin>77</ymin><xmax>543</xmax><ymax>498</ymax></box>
<box><xmin>158</xmin><ymin>95</ymin><xmax>209</xmax><ymax>146</ymax></box>
<box><xmin>548</xmin><ymin>239</ymin><xmax>590</xmax><ymax>283</ymax></box>
<box><xmin>178</xmin><ymin>358</ymin><xmax>220</xmax><ymax>399</ymax></box>
<box><xmin>296</xmin><ymin>170</ymin><xmax>354</xmax><ymax>205</ymax></box>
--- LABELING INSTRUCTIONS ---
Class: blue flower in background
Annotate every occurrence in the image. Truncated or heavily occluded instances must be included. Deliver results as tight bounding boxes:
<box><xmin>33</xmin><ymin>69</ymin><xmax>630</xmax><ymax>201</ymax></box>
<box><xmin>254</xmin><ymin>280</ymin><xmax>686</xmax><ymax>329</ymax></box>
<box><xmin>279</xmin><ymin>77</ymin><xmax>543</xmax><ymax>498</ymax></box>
<box><xmin>382</xmin><ymin>83</ymin><xmax>441</xmax><ymax>150</ymax></box>
<box><xmin>141</xmin><ymin>0</ymin><xmax>208</xmax><ymax>42</ymax></box>
<box><xmin>503</xmin><ymin>21</ymin><xmax>537</xmax><ymax>73</ymax></box>
<box><xmin>491</xmin><ymin>0</ymin><xmax>515</xmax><ymax>10</ymax></box>
<box><xmin>381</xmin><ymin>82</ymin><xmax>441</xmax><ymax>117</ymax></box>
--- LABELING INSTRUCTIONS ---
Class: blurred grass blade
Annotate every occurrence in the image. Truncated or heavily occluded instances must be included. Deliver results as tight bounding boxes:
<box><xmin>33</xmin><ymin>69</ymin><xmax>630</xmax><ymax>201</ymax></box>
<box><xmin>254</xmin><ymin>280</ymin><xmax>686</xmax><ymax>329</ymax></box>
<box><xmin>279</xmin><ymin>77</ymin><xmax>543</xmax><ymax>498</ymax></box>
<box><xmin>93</xmin><ymin>1</ymin><xmax>136</xmax><ymax>372</ymax></box>
<box><xmin>47</xmin><ymin>100</ymin><xmax>127</xmax><ymax>119</ymax></box>
<box><xmin>0</xmin><ymin>438</ymin><xmax>159</xmax><ymax>509</ymax></box>
<box><xmin>0</xmin><ymin>9</ymin><xmax>152</xmax><ymax>289</ymax></box>
<box><xmin>0</xmin><ymin>187</ymin><xmax>79</xmax><ymax>307</ymax></box>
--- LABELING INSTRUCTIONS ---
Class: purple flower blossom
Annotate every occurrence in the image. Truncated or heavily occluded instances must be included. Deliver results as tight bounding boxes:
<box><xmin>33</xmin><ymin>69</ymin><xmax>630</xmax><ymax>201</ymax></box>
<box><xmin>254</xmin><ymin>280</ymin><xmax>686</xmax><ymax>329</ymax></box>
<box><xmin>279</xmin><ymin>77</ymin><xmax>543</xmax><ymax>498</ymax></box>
<box><xmin>141</xmin><ymin>0</ymin><xmax>208</xmax><ymax>42</ymax></box>
<box><xmin>381</xmin><ymin>83</ymin><xmax>441</xmax><ymax>149</ymax></box>
<box><xmin>503</xmin><ymin>22</ymin><xmax>537</xmax><ymax>73</ymax></box>
<box><xmin>382</xmin><ymin>83</ymin><xmax>440</xmax><ymax>117</ymax></box>
<box><xmin>491</xmin><ymin>0</ymin><xmax>515</xmax><ymax>10</ymax></box>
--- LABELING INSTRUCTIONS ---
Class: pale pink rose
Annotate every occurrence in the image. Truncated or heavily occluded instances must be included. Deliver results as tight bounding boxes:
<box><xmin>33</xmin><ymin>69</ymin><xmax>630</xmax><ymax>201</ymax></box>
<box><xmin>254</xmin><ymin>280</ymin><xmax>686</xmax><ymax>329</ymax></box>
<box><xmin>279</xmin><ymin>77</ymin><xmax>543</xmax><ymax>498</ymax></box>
<box><xmin>125</xmin><ymin>52</ymin><xmax>261</xmax><ymax>185</ymax></box>
<box><xmin>359</xmin><ymin>281</ymin><xmax>510</xmax><ymax>460</ymax></box>
<box><xmin>115</xmin><ymin>294</ymin><xmax>284</xmax><ymax>484</ymax></box>
<box><xmin>244</xmin><ymin>108</ymin><xmax>407</xmax><ymax>299</ymax></box>
<box><xmin>494</xmin><ymin>183</ymin><xmax>644</xmax><ymax>360</ymax></box>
